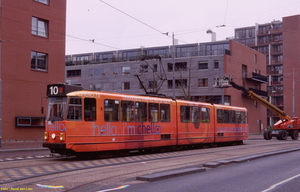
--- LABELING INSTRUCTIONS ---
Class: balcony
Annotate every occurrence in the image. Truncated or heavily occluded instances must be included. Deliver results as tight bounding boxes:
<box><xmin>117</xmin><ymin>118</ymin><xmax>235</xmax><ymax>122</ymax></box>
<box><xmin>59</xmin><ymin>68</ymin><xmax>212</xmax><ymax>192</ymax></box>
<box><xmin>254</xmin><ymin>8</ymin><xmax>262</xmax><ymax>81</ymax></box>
<box><xmin>268</xmin><ymin>90</ymin><xmax>283</xmax><ymax>96</ymax></box>
<box><xmin>249</xmin><ymin>88</ymin><xmax>268</xmax><ymax>97</ymax></box>
<box><xmin>271</xmin><ymin>80</ymin><xmax>283</xmax><ymax>85</ymax></box>
<box><xmin>245</xmin><ymin>72</ymin><xmax>268</xmax><ymax>83</ymax></box>
<box><xmin>269</xmin><ymin>28</ymin><xmax>282</xmax><ymax>35</ymax></box>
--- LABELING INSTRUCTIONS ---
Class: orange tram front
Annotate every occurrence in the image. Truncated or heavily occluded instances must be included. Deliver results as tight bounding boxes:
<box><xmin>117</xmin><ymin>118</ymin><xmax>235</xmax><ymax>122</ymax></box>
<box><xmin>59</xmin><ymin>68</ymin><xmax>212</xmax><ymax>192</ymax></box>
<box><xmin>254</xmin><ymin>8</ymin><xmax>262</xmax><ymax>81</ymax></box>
<box><xmin>43</xmin><ymin>84</ymin><xmax>248</xmax><ymax>156</ymax></box>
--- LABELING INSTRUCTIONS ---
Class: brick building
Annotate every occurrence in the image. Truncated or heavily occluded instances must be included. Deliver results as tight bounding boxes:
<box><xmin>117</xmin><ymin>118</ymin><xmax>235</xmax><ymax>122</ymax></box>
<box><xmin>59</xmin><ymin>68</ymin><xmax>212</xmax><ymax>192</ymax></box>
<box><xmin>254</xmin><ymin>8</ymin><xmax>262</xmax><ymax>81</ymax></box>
<box><xmin>0</xmin><ymin>0</ymin><xmax>66</xmax><ymax>145</ymax></box>
<box><xmin>235</xmin><ymin>14</ymin><xmax>300</xmax><ymax>126</ymax></box>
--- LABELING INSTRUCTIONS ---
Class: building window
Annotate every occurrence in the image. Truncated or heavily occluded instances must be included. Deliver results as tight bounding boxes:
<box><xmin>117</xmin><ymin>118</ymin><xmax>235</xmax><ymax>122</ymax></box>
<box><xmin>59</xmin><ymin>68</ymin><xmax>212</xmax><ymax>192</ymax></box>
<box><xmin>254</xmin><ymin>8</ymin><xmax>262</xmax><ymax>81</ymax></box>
<box><xmin>167</xmin><ymin>80</ymin><xmax>173</xmax><ymax>89</ymax></box>
<box><xmin>31</xmin><ymin>51</ymin><xmax>48</xmax><ymax>71</ymax></box>
<box><xmin>198</xmin><ymin>78</ymin><xmax>208</xmax><ymax>87</ymax></box>
<box><xmin>122</xmin><ymin>66</ymin><xmax>130</xmax><ymax>74</ymax></box>
<box><xmin>198</xmin><ymin>61</ymin><xmax>208</xmax><ymax>70</ymax></box>
<box><xmin>122</xmin><ymin>82</ymin><xmax>130</xmax><ymax>90</ymax></box>
<box><xmin>67</xmin><ymin>70</ymin><xmax>81</xmax><ymax>77</ymax></box>
<box><xmin>33</xmin><ymin>0</ymin><xmax>49</xmax><ymax>5</ymax></box>
<box><xmin>214</xmin><ymin>60</ymin><xmax>219</xmax><ymax>69</ymax></box>
<box><xmin>167</xmin><ymin>63</ymin><xmax>173</xmax><ymax>72</ymax></box>
<box><xmin>175</xmin><ymin>79</ymin><xmax>187</xmax><ymax>88</ymax></box>
<box><xmin>254</xmin><ymin>54</ymin><xmax>257</xmax><ymax>63</ymax></box>
<box><xmin>140</xmin><ymin>65</ymin><xmax>148</xmax><ymax>73</ymax></box>
<box><xmin>113</xmin><ymin>67</ymin><xmax>118</xmax><ymax>75</ymax></box>
<box><xmin>149</xmin><ymin>81</ymin><xmax>157</xmax><ymax>89</ymax></box>
<box><xmin>88</xmin><ymin>68</ymin><xmax>104</xmax><ymax>76</ymax></box>
<box><xmin>175</xmin><ymin>62</ymin><xmax>187</xmax><ymax>71</ymax></box>
<box><xmin>31</xmin><ymin>17</ymin><xmax>48</xmax><ymax>38</ymax></box>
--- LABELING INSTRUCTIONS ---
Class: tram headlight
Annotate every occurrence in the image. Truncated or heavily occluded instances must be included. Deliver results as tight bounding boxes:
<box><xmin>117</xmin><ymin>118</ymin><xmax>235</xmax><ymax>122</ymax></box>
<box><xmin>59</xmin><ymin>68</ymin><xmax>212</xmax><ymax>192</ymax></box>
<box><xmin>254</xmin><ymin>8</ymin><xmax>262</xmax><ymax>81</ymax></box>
<box><xmin>60</xmin><ymin>133</ymin><xmax>65</xmax><ymax>141</ymax></box>
<box><xmin>51</xmin><ymin>133</ymin><xmax>56</xmax><ymax>139</ymax></box>
<box><xmin>44</xmin><ymin>132</ymin><xmax>49</xmax><ymax>140</ymax></box>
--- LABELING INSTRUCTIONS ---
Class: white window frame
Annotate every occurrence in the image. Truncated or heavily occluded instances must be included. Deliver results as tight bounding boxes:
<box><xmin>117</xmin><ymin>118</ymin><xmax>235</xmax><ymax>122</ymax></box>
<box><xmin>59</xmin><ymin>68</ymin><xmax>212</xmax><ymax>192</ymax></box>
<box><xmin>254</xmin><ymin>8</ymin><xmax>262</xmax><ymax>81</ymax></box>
<box><xmin>32</xmin><ymin>17</ymin><xmax>48</xmax><ymax>38</ymax></box>
<box><xmin>31</xmin><ymin>51</ymin><xmax>48</xmax><ymax>71</ymax></box>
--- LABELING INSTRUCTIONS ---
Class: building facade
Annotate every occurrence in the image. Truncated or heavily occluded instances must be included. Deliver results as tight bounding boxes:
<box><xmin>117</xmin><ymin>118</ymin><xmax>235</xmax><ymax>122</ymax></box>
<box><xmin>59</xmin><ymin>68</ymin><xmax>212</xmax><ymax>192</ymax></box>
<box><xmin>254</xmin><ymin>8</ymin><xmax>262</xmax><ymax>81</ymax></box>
<box><xmin>66</xmin><ymin>40</ymin><xmax>267</xmax><ymax>133</ymax></box>
<box><xmin>0</xmin><ymin>0</ymin><xmax>66</xmax><ymax>144</ymax></box>
<box><xmin>235</xmin><ymin>14</ymin><xmax>300</xmax><ymax>126</ymax></box>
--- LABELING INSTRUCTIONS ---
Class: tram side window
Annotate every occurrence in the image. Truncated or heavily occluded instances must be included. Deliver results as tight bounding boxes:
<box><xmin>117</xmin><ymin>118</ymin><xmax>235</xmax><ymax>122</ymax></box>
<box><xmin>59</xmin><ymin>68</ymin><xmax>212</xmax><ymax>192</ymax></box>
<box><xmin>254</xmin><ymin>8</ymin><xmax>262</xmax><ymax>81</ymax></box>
<box><xmin>192</xmin><ymin>107</ymin><xmax>200</xmax><ymax>123</ymax></box>
<box><xmin>160</xmin><ymin>104</ymin><xmax>170</xmax><ymax>122</ymax></box>
<box><xmin>104</xmin><ymin>99</ymin><xmax>119</xmax><ymax>121</ymax></box>
<box><xmin>84</xmin><ymin>98</ymin><xmax>96</xmax><ymax>121</ymax></box>
<box><xmin>135</xmin><ymin>102</ymin><xmax>147</xmax><ymax>122</ymax></box>
<box><xmin>201</xmin><ymin>107</ymin><xmax>210</xmax><ymax>123</ymax></box>
<box><xmin>240</xmin><ymin>111</ymin><xmax>246</xmax><ymax>124</ymax></box>
<box><xmin>121</xmin><ymin>101</ymin><xmax>134</xmax><ymax>122</ymax></box>
<box><xmin>67</xmin><ymin>97</ymin><xmax>82</xmax><ymax>120</ymax></box>
<box><xmin>230</xmin><ymin>110</ymin><xmax>236</xmax><ymax>123</ymax></box>
<box><xmin>217</xmin><ymin>109</ymin><xmax>223</xmax><ymax>123</ymax></box>
<box><xmin>180</xmin><ymin>106</ymin><xmax>191</xmax><ymax>123</ymax></box>
<box><xmin>224</xmin><ymin>110</ymin><xmax>230</xmax><ymax>123</ymax></box>
<box><xmin>149</xmin><ymin>103</ymin><xmax>159</xmax><ymax>122</ymax></box>
<box><xmin>236</xmin><ymin>111</ymin><xmax>246</xmax><ymax>124</ymax></box>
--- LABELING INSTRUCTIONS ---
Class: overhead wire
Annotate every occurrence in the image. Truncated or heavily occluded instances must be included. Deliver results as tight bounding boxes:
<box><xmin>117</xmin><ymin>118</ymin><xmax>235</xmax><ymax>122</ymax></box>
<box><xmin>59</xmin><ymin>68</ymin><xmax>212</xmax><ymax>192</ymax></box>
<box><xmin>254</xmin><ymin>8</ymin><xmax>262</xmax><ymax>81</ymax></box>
<box><xmin>99</xmin><ymin>0</ymin><xmax>164</xmax><ymax>34</ymax></box>
<box><xmin>0</xmin><ymin>6</ymin><xmax>120</xmax><ymax>50</ymax></box>
<box><xmin>99</xmin><ymin>0</ymin><xmax>191</xmax><ymax>45</ymax></box>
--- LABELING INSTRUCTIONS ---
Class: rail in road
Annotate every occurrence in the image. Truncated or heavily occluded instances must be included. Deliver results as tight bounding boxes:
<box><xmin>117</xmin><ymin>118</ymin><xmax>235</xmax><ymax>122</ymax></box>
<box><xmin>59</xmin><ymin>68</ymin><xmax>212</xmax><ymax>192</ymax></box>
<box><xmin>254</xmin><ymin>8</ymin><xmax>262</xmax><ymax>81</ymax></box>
<box><xmin>0</xmin><ymin>139</ymin><xmax>300</xmax><ymax>185</ymax></box>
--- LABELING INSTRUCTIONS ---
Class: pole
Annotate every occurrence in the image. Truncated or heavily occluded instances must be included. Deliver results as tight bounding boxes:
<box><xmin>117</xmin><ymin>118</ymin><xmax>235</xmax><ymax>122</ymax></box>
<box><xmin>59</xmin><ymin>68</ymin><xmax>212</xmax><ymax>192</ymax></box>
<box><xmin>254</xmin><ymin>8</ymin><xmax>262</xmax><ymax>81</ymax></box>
<box><xmin>172</xmin><ymin>32</ymin><xmax>175</xmax><ymax>100</ymax></box>
<box><xmin>292</xmin><ymin>68</ymin><xmax>295</xmax><ymax>117</ymax></box>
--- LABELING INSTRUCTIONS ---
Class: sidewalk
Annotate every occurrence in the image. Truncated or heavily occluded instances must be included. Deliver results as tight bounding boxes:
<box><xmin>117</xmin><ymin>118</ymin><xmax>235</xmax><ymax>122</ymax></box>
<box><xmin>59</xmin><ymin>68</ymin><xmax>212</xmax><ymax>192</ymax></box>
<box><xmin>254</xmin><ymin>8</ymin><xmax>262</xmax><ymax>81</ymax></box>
<box><xmin>0</xmin><ymin>140</ymin><xmax>45</xmax><ymax>152</ymax></box>
<box><xmin>0</xmin><ymin>135</ymin><xmax>263</xmax><ymax>152</ymax></box>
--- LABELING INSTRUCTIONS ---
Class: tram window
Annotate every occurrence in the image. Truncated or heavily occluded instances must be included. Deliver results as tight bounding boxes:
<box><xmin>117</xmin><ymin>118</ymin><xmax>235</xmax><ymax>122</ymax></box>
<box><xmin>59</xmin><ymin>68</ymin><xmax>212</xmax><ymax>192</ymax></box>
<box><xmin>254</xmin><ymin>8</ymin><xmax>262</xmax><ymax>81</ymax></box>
<box><xmin>47</xmin><ymin>97</ymin><xmax>66</xmax><ymax>121</ymax></box>
<box><xmin>121</xmin><ymin>101</ymin><xmax>134</xmax><ymax>122</ymax></box>
<box><xmin>180</xmin><ymin>106</ymin><xmax>191</xmax><ymax>123</ymax></box>
<box><xmin>235</xmin><ymin>111</ymin><xmax>244</xmax><ymax>124</ymax></box>
<box><xmin>192</xmin><ymin>107</ymin><xmax>200</xmax><ymax>123</ymax></box>
<box><xmin>241</xmin><ymin>111</ymin><xmax>246</xmax><ymax>124</ymax></box>
<box><xmin>84</xmin><ymin>98</ymin><xmax>96</xmax><ymax>121</ymax></box>
<box><xmin>67</xmin><ymin>97</ymin><xmax>82</xmax><ymax>120</ymax></box>
<box><xmin>224</xmin><ymin>110</ymin><xmax>230</xmax><ymax>123</ymax></box>
<box><xmin>201</xmin><ymin>107</ymin><xmax>210</xmax><ymax>123</ymax></box>
<box><xmin>217</xmin><ymin>109</ymin><xmax>223</xmax><ymax>123</ymax></box>
<box><xmin>149</xmin><ymin>103</ymin><xmax>159</xmax><ymax>122</ymax></box>
<box><xmin>135</xmin><ymin>102</ymin><xmax>147</xmax><ymax>122</ymax></box>
<box><xmin>160</xmin><ymin>104</ymin><xmax>170</xmax><ymax>122</ymax></box>
<box><xmin>230</xmin><ymin>110</ymin><xmax>236</xmax><ymax>123</ymax></box>
<box><xmin>104</xmin><ymin>99</ymin><xmax>119</xmax><ymax>122</ymax></box>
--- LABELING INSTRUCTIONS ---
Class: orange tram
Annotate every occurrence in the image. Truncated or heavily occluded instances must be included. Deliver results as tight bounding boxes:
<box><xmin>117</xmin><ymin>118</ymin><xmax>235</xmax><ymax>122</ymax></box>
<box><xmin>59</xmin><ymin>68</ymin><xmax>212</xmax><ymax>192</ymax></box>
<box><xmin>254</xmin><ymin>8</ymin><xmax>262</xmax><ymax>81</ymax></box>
<box><xmin>43</xmin><ymin>84</ymin><xmax>248</xmax><ymax>156</ymax></box>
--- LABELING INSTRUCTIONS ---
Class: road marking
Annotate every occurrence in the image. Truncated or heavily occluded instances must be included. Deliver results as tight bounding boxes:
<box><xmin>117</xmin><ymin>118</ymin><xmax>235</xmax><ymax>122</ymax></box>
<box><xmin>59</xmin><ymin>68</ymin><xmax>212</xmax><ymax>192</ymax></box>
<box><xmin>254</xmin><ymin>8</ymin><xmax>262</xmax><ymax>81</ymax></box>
<box><xmin>261</xmin><ymin>173</ymin><xmax>300</xmax><ymax>192</ymax></box>
<box><xmin>97</xmin><ymin>185</ymin><xmax>130</xmax><ymax>192</ymax></box>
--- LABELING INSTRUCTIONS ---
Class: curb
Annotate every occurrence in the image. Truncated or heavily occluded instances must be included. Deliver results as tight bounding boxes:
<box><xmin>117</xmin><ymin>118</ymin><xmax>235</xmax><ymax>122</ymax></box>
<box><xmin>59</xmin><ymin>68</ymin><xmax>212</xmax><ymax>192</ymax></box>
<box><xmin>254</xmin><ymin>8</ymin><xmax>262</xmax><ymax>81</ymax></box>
<box><xmin>0</xmin><ymin>148</ymin><xmax>48</xmax><ymax>153</ymax></box>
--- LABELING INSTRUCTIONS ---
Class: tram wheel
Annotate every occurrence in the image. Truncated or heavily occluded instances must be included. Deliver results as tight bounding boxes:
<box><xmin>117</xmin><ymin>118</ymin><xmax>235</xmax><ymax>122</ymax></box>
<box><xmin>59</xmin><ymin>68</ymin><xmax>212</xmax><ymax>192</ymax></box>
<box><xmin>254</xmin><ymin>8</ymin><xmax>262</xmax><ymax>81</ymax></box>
<box><xmin>291</xmin><ymin>130</ymin><xmax>299</xmax><ymax>140</ymax></box>
<box><xmin>263</xmin><ymin>130</ymin><xmax>272</xmax><ymax>140</ymax></box>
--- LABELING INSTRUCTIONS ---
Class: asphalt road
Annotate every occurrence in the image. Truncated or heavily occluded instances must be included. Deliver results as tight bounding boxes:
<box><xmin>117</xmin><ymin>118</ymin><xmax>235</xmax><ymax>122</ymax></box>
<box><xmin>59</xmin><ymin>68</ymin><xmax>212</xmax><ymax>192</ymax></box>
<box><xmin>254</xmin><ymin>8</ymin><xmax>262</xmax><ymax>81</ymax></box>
<box><xmin>118</xmin><ymin>150</ymin><xmax>300</xmax><ymax>192</ymax></box>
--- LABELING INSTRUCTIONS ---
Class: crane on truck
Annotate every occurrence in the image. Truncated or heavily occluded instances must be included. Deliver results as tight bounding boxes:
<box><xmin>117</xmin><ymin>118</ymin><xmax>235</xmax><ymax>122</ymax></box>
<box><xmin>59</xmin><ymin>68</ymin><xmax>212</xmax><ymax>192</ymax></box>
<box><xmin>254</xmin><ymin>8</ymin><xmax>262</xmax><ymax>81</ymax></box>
<box><xmin>214</xmin><ymin>75</ymin><xmax>300</xmax><ymax>141</ymax></box>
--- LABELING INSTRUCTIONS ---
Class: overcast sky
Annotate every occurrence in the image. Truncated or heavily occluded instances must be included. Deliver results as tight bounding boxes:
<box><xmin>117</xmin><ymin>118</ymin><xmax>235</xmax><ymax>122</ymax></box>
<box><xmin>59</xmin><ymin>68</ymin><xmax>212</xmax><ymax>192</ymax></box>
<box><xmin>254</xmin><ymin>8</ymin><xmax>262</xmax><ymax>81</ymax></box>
<box><xmin>66</xmin><ymin>0</ymin><xmax>300</xmax><ymax>55</ymax></box>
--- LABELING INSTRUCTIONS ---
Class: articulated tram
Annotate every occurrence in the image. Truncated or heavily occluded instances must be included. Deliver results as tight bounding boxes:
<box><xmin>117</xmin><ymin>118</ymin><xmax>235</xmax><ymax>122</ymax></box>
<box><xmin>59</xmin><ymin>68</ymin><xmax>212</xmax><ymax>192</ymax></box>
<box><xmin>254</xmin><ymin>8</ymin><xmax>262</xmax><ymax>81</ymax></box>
<box><xmin>43</xmin><ymin>84</ymin><xmax>248</xmax><ymax>156</ymax></box>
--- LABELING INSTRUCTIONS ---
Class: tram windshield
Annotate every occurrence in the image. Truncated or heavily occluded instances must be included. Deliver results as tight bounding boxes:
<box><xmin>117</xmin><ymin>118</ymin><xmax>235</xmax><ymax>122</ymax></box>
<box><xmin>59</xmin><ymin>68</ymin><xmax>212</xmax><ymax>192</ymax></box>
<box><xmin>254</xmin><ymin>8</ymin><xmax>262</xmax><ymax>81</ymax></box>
<box><xmin>47</xmin><ymin>97</ymin><xmax>67</xmax><ymax>121</ymax></box>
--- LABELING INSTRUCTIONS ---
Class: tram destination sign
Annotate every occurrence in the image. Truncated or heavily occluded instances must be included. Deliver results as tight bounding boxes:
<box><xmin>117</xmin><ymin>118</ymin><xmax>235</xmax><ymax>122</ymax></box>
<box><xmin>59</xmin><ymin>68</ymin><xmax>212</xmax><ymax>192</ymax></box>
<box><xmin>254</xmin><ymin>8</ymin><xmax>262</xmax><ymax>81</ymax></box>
<box><xmin>47</xmin><ymin>84</ymin><xmax>83</xmax><ymax>97</ymax></box>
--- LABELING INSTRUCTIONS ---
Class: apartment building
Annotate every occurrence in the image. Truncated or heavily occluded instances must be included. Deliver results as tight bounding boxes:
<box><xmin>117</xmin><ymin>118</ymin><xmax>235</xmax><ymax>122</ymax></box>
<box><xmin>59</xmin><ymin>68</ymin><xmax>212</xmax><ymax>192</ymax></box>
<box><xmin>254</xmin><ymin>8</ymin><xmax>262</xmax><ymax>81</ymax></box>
<box><xmin>0</xmin><ymin>0</ymin><xmax>66</xmax><ymax>144</ymax></box>
<box><xmin>235</xmin><ymin>14</ymin><xmax>300</xmax><ymax>126</ymax></box>
<box><xmin>66</xmin><ymin>40</ymin><xmax>267</xmax><ymax>133</ymax></box>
